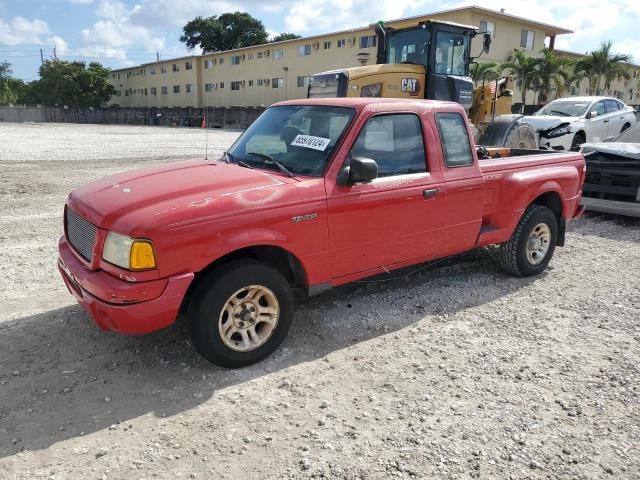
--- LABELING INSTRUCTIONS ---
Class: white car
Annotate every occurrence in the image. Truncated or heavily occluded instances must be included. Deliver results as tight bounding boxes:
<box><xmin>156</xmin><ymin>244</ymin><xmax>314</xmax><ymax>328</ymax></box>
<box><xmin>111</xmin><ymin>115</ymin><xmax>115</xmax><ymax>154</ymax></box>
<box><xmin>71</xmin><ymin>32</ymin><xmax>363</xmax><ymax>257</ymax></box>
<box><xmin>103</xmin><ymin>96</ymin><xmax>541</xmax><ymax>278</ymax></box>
<box><xmin>521</xmin><ymin>96</ymin><xmax>637</xmax><ymax>151</ymax></box>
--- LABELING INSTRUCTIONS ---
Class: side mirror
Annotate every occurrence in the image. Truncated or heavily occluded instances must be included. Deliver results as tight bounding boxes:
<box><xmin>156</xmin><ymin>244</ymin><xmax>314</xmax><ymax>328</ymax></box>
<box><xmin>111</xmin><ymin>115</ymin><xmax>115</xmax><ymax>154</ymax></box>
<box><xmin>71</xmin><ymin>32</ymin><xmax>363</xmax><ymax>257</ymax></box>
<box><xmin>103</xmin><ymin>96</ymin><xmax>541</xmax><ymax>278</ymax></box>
<box><xmin>483</xmin><ymin>33</ymin><xmax>492</xmax><ymax>53</ymax></box>
<box><xmin>587</xmin><ymin>111</ymin><xmax>598</xmax><ymax>119</ymax></box>
<box><xmin>338</xmin><ymin>156</ymin><xmax>378</xmax><ymax>185</ymax></box>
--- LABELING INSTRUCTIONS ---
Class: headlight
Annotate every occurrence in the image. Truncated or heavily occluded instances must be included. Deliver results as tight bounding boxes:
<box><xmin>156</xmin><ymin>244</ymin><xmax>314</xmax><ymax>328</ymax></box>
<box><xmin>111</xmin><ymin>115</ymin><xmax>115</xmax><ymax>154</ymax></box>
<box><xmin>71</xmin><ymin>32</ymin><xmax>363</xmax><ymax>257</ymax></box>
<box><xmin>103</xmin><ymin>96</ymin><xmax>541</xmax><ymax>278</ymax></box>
<box><xmin>546</xmin><ymin>124</ymin><xmax>571</xmax><ymax>138</ymax></box>
<box><xmin>102</xmin><ymin>231</ymin><xmax>156</xmax><ymax>270</ymax></box>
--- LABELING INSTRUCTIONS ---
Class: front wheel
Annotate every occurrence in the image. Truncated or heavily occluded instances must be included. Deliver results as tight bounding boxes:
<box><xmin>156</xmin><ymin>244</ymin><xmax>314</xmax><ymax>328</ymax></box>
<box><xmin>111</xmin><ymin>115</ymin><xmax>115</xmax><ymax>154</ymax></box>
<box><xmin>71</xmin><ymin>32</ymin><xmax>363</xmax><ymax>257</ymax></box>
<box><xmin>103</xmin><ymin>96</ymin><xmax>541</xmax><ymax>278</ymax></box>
<box><xmin>497</xmin><ymin>205</ymin><xmax>558</xmax><ymax>277</ymax></box>
<box><xmin>188</xmin><ymin>260</ymin><xmax>294</xmax><ymax>368</ymax></box>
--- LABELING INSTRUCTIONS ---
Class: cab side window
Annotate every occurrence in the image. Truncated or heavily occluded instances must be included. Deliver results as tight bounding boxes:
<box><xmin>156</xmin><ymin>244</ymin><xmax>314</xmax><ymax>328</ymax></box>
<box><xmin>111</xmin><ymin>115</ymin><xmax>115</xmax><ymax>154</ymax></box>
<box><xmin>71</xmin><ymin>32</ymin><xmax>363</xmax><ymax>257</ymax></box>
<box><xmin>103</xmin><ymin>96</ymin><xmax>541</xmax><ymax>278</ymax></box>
<box><xmin>350</xmin><ymin>114</ymin><xmax>427</xmax><ymax>177</ymax></box>
<box><xmin>435</xmin><ymin>112</ymin><xmax>474</xmax><ymax>167</ymax></box>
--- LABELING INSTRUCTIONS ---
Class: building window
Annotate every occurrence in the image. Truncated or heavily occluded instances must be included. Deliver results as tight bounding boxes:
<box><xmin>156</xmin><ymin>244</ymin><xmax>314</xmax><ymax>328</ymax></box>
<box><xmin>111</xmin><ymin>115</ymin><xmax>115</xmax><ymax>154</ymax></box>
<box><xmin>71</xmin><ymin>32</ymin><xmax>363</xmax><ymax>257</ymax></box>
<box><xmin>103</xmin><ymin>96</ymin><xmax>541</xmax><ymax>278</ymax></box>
<box><xmin>231</xmin><ymin>55</ymin><xmax>241</xmax><ymax>65</ymax></box>
<box><xmin>520</xmin><ymin>30</ymin><xmax>535</xmax><ymax>49</ymax></box>
<box><xmin>297</xmin><ymin>45</ymin><xmax>311</xmax><ymax>56</ymax></box>
<box><xmin>337</xmin><ymin>39</ymin><xmax>346</xmax><ymax>48</ymax></box>
<box><xmin>219</xmin><ymin>57</ymin><xmax>224</xmax><ymax>64</ymax></box>
<box><xmin>633</xmin><ymin>71</ymin><xmax>638</xmax><ymax>79</ymax></box>
<box><xmin>257</xmin><ymin>52</ymin><xmax>263</xmax><ymax>59</ymax></box>
<box><xmin>570</xmin><ymin>86</ymin><xmax>578</xmax><ymax>96</ymax></box>
<box><xmin>149</xmin><ymin>67</ymin><xmax>156</xmax><ymax>75</ymax></box>
<box><xmin>205</xmin><ymin>83</ymin><xmax>214</xmax><ymax>92</ymax></box>
<box><xmin>323</xmin><ymin>41</ymin><xmax>331</xmax><ymax>49</ymax></box>
<box><xmin>161</xmin><ymin>86</ymin><xmax>168</xmax><ymax>94</ymax></box>
<box><xmin>248</xmin><ymin>80</ymin><xmax>254</xmax><ymax>87</ymax></box>
<box><xmin>185</xmin><ymin>61</ymin><xmax>193</xmax><ymax>70</ymax></box>
<box><xmin>359</xmin><ymin>35</ymin><xmax>376</xmax><ymax>48</ymax></box>
<box><xmin>204</xmin><ymin>60</ymin><xmax>210</xmax><ymax>69</ymax></box>
<box><xmin>297</xmin><ymin>75</ymin><xmax>310</xmax><ymax>88</ymax></box>
<box><xmin>173</xmin><ymin>85</ymin><xmax>180</xmax><ymax>93</ymax></box>
<box><xmin>231</xmin><ymin>81</ymin><xmax>242</xmax><ymax>90</ymax></box>
<box><xmin>161</xmin><ymin>66</ymin><xmax>167</xmax><ymax>74</ymax></box>
<box><xmin>273</xmin><ymin>48</ymin><xmax>284</xmax><ymax>60</ymax></box>
<box><xmin>219</xmin><ymin>82</ymin><xmax>225</xmax><ymax>88</ymax></box>
<box><xmin>186</xmin><ymin>83</ymin><xmax>194</xmax><ymax>93</ymax></box>
<box><xmin>150</xmin><ymin>87</ymin><xmax>157</xmax><ymax>95</ymax></box>
<box><xmin>172</xmin><ymin>64</ymin><xmax>179</xmax><ymax>72</ymax></box>
<box><xmin>257</xmin><ymin>79</ymin><xmax>264</xmax><ymax>86</ymax></box>
<box><xmin>480</xmin><ymin>20</ymin><xmax>496</xmax><ymax>37</ymax></box>
<box><xmin>272</xmin><ymin>77</ymin><xmax>284</xmax><ymax>88</ymax></box>
<box><xmin>248</xmin><ymin>52</ymin><xmax>254</xmax><ymax>60</ymax></box>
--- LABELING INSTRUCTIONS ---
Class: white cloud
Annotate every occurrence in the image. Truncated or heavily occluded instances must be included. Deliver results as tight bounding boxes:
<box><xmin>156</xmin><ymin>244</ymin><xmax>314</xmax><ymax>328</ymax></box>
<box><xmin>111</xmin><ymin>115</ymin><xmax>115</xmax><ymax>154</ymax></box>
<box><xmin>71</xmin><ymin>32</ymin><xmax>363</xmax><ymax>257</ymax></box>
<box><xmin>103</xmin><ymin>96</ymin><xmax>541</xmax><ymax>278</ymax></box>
<box><xmin>69</xmin><ymin>0</ymin><xmax>94</xmax><ymax>4</ymax></box>
<box><xmin>0</xmin><ymin>16</ymin><xmax>50</xmax><ymax>44</ymax></box>
<box><xmin>284</xmin><ymin>0</ymin><xmax>435</xmax><ymax>33</ymax></box>
<box><xmin>614</xmin><ymin>39</ymin><xmax>640</xmax><ymax>64</ymax></box>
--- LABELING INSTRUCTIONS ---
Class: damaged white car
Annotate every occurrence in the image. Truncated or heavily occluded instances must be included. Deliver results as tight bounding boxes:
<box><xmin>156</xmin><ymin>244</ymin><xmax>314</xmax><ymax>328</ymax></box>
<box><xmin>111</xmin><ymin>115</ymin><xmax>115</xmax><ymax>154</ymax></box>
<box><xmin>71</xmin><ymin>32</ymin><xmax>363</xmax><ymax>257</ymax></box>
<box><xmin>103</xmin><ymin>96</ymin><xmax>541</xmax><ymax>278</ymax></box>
<box><xmin>522</xmin><ymin>97</ymin><xmax>637</xmax><ymax>151</ymax></box>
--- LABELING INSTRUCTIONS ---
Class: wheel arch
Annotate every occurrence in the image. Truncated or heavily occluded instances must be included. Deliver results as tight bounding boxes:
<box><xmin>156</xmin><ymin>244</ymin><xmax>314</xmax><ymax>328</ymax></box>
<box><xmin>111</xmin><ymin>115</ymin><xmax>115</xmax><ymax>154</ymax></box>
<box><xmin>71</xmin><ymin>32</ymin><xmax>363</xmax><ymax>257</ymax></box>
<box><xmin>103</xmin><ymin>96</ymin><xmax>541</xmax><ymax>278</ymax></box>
<box><xmin>528</xmin><ymin>190</ymin><xmax>565</xmax><ymax>246</ymax></box>
<box><xmin>181</xmin><ymin>244</ymin><xmax>309</xmax><ymax>314</ymax></box>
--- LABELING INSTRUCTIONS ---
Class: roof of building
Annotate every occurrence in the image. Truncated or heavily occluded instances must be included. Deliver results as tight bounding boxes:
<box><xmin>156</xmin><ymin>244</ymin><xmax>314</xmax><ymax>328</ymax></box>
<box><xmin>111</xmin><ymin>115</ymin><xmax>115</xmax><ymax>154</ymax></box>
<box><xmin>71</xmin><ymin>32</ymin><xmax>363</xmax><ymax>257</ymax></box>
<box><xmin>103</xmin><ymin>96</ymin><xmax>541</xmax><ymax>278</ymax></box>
<box><xmin>111</xmin><ymin>6</ymin><xmax>573</xmax><ymax>73</ymax></box>
<box><xmin>555</xmin><ymin>49</ymin><xmax>640</xmax><ymax>68</ymax></box>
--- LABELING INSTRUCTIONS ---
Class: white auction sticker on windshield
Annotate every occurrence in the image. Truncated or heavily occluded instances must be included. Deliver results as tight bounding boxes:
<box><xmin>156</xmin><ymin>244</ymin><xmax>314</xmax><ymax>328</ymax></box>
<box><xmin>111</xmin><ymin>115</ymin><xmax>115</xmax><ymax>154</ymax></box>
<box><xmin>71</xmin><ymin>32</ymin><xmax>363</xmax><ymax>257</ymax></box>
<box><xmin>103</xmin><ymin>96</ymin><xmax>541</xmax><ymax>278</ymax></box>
<box><xmin>290</xmin><ymin>135</ymin><xmax>331</xmax><ymax>151</ymax></box>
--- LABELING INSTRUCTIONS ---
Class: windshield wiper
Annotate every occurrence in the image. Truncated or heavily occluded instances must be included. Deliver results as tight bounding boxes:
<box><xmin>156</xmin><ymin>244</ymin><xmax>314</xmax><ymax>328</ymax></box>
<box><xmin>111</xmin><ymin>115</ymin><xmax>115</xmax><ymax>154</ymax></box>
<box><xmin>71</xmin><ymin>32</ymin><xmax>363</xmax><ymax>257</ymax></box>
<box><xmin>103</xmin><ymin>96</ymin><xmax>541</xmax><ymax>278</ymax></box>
<box><xmin>550</xmin><ymin>110</ymin><xmax>570</xmax><ymax>117</ymax></box>
<box><xmin>246</xmin><ymin>152</ymin><xmax>294</xmax><ymax>178</ymax></box>
<box><xmin>223</xmin><ymin>151</ymin><xmax>254</xmax><ymax>170</ymax></box>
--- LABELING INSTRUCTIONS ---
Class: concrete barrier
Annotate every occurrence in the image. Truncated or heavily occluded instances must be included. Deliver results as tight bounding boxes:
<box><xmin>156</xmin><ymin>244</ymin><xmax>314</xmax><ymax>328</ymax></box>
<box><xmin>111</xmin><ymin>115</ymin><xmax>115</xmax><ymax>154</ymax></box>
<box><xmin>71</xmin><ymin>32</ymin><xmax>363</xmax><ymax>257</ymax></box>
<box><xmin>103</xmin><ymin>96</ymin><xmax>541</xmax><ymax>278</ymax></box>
<box><xmin>0</xmin><ymin>105</ymin><xmax>266</xmax><ymax>130</ymax></box>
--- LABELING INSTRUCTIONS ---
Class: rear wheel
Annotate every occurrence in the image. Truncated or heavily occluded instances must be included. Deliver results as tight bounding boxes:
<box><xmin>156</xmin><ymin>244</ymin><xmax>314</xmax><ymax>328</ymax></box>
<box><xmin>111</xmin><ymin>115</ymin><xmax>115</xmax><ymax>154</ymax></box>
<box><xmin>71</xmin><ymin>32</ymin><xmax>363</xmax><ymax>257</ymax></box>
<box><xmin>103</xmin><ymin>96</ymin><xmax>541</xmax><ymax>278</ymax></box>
<box><xmin>502</xmin><ymin>122</ymin><xmax>538</xmax><ymax>149</ymax></box>
<box><xmin>570</xmin><ymin>132</ymin><xmax>586</xmax><ymax>151</ymax></box>
<box><xmin>497</xmin><ymin>205</ymin><xmax>558</xmax><ymax>277</ymax></box>
<box><xmin>188</xmin><ymin>260</ymin><xmax>294</xmax><ymax>368</ymax></box>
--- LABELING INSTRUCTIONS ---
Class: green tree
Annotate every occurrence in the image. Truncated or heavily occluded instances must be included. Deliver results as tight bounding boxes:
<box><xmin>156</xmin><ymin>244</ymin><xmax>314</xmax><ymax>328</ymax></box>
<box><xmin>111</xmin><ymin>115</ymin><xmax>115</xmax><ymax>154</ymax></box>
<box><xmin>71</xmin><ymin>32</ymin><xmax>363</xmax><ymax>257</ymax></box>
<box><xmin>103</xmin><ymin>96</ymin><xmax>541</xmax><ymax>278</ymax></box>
<box><xmin>500</xmin><ymin>50</ymin><xmax>541</xmax><ymax>112</ymax></box>
<box><xmin>0</xmin><ymin>61</ymin><xmax>19</xmax><ymax>104</ymax></box>
<box><xmin>33</xmin><ymin>60</ymin><xmax>115</xmax><ymax>107</ymax></box>
<box><xmin>270</xmin><ymin>33</ymin><xmax>301</xmax><ymax>42</ymax></box>
<box><xmin>574</xmin><ymin>41</ymin><xmax>631</xmax><ymax>95</ymax></box>
<box><xmin>536</xmin><ymin>48</ymin><xmax>572</xmax><ymax>103</ymax></box>
<box><xmin>470</xmin><ymin>62</ymin><xmax>499</xmax><ymax>83</ymax></box>
<box><xmin>180</xmin><ymin>12</ymin><xmax>269</xmax><ymax>52</ymax></box>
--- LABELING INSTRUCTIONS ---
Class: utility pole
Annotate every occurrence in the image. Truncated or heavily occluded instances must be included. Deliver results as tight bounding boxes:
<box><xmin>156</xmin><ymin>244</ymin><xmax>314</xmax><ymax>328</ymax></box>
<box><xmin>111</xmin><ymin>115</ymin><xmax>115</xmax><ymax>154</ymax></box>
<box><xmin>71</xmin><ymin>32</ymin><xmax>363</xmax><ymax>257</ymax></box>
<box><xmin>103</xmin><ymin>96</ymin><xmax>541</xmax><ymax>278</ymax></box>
<box><xmin>53</xmin><ymin>45</ymin><xmax>57</xmax><ymax>60</ymax></box>
<box><xmin>156</xmin><ymin>50</ymin><xmax>160</xmax><ymax>62</ymax></box>
<box><xmin>40</xmin><ymin>48</ymin><xmax>44</xmax><ymax>65</ymax></box>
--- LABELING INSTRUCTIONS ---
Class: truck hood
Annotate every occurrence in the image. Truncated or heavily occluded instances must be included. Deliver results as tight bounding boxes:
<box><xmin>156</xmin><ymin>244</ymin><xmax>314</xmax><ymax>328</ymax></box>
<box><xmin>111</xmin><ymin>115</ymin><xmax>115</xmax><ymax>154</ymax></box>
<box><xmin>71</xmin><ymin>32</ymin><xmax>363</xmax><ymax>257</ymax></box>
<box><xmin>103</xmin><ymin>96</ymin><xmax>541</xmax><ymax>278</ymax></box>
<box><xmin>68</xmin><ymin>159</ymin><xmax>296</xmax><ymax>234</ymax></box>
<box><xmin>582</xmin><ymin>142</ymin><xmax>640</xmax><ymax>161</ymax></box>
<box><xmin>521</xmin><ymin>115</ymin><xmax>580</xmax><ymax>132</ymax></box>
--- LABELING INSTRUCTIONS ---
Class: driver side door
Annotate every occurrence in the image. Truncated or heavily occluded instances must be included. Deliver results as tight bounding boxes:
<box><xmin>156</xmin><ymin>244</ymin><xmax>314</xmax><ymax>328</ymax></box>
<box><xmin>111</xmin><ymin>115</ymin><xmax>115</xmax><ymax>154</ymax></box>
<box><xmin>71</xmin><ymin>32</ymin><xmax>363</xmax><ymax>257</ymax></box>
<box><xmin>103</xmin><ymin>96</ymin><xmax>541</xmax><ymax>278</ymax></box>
<box><xmin>585</xmin><ymin>100</ymin><xmax>609</xmax><ymax>142</ymax></box>
<box><xmin>326</xmin><ymin>112</ymin><xmax>448</xmax><ymax>279</ymax></box>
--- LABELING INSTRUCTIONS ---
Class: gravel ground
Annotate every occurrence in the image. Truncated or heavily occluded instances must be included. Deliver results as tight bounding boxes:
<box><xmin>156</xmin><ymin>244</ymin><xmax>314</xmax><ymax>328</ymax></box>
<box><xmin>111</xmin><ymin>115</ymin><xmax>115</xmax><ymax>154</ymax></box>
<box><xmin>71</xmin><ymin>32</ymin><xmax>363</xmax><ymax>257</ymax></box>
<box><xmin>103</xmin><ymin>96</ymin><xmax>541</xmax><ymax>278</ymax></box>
<box><xmin>0</xmin><ymin>122</ymin><xmax>639</xmax><ymax>479</ymax></box>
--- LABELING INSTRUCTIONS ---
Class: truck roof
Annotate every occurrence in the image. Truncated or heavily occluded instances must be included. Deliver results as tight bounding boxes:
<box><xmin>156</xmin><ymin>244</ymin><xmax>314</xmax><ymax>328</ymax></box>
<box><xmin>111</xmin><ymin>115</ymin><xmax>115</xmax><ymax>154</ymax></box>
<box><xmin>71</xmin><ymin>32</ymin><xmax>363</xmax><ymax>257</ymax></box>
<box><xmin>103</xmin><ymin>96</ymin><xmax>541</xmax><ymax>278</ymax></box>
<box><xmin>272</xmin><ymin>97</ymin><xmax>464</xmax><ymax>113</ymax></box>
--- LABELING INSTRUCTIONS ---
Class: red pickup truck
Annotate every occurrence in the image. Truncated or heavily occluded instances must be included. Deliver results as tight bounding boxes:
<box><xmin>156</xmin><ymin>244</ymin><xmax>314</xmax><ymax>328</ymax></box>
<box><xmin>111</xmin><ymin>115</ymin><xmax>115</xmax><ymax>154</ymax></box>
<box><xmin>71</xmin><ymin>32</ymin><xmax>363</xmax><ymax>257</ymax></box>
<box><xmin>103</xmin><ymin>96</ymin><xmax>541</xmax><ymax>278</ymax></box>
<box><xmin>59</xmin><ymin>98</ymin><xmax>585</xmax><ymax>367</ymax></box>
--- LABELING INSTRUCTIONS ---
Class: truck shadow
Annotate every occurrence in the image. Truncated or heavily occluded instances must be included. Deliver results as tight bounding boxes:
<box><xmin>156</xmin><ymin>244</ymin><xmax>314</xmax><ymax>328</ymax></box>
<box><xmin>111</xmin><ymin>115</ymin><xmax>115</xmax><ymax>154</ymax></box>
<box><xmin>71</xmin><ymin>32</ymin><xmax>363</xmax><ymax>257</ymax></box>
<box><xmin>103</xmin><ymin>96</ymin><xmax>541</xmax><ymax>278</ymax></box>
<box><xmin>0</xmin><ymin>251</ymin><xmax>540</xmax><ymax>458</ymax></box>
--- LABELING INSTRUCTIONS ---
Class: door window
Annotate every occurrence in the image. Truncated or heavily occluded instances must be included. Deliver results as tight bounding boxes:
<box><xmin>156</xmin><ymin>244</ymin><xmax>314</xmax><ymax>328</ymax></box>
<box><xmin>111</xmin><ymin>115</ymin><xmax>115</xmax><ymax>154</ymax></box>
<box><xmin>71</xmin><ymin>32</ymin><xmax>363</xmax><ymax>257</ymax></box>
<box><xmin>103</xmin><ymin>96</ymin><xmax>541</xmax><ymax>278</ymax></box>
<box><xmin>435</xmin><ymin>112</ymin><xmax>474</xmax><ymax>167</ymax></box>
<box><xmin>589</xmin><ymin>101</ymin><xmax>605</xmax><ymax>116</ymax></box>
<box><xmin>605</xmin><ymin>99</ymin><xmax>621</xmax><ymax>113</ymax></box>
<box><xmin>350</xmin><ymin>114</ymin><xmax>427</xmax><ymax>177</ymax></box>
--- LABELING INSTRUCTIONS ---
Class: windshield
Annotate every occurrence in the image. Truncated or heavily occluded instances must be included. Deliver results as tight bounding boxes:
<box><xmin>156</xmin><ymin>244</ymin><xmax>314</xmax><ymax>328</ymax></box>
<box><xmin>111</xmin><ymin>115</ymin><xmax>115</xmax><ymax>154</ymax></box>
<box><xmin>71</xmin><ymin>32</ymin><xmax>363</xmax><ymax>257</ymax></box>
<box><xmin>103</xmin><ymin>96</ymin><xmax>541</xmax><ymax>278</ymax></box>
<box><xmin>226</xmin><ymin>105</ymin><xmax>355</xmax><ymax>177</ymax></box>
<box><xmin>434</xmin><ymin>32</ymin><xmax>469</xmax><ymax>76</ymax></box>
<box><xmin>535</xmin><ymin>101</ymin><xmax>590</xmax><ymax>117</ymax></box>
<box><xmin>615</xmin><ymin>122</ymin><xmax>640</xmax><ymax>143</ymax></box>
<box><xmin>387</xmin><ymin>28</ymin><xmax>430</xmax><ymax>65</ymax></box>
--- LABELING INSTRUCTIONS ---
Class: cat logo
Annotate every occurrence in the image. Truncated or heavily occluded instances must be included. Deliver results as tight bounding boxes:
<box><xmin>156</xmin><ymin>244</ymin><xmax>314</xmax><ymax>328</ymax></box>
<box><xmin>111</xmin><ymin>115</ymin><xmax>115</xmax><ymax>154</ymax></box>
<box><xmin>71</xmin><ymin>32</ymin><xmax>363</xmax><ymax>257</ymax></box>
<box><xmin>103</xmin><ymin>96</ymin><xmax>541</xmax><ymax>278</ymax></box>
<box><xmin>401</xmin><ymin>78</ymin><xmax>421</xmax><ymax>96</ymax></box>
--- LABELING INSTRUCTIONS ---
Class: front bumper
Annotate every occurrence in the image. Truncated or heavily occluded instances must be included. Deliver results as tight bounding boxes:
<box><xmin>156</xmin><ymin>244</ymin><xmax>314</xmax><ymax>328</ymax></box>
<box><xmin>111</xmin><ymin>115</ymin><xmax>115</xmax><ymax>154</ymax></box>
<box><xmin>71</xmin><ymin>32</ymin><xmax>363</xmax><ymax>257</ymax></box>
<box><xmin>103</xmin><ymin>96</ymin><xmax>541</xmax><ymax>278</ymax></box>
<box><xmin>58</xmin><ymin>236</ymin><xmax>194</xmax><ymax>334</ymax></box>
<box><xmin>581</xmin><ymin>197</ymin><xmax>640</xmax><ymax>217</ymax></box>
<box><xmin>539</xmin><ymin>134</ymin><xmax>573</xmax><ymax>151</ymax></box>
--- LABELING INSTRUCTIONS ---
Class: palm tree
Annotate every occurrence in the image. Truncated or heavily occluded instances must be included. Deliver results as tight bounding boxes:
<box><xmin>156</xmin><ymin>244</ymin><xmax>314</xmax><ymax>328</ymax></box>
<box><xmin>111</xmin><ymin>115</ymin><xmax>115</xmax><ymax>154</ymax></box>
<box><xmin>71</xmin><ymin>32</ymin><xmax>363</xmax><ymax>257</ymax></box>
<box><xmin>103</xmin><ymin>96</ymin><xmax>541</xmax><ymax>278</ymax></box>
<box><xmin>500</xmin><ymin>50</ymin><xmax>541</xmax><ymax>113</ymax></box>
<box><xmin>470</xmin><ymin>62</ymin><xmax>499</xmax><ymax>83</ymax></box>
<box><xmin>536</xmin><ymin>48</ymin><xmax>572</xmax><ymax>103</ymax></box>
<box><xmin>574</xmin><ymin>41</ymin><xmax>632</xmax><ymax>95</ymax></box>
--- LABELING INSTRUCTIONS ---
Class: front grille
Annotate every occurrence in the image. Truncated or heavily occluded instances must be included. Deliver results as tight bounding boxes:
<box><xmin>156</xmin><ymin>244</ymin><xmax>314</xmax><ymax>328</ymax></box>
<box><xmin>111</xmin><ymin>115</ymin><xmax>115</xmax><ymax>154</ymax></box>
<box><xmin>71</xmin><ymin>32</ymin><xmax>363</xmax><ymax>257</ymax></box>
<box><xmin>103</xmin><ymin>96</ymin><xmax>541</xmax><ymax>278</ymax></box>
<box><xmin>65</xmin><ymin>207</ymin><xmax>97</xmax><ymax>261</ymax></box>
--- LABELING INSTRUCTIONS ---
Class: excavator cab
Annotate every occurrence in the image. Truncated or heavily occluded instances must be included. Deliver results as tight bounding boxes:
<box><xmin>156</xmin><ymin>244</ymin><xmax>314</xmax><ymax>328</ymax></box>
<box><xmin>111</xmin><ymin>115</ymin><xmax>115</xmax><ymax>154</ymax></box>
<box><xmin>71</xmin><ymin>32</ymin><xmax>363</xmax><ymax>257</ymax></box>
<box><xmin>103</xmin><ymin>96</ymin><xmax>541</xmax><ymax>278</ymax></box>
<box><xmin>308</xmin><ymin>20</ymin><xmax>481</xmax><ymax>110</ymax></box>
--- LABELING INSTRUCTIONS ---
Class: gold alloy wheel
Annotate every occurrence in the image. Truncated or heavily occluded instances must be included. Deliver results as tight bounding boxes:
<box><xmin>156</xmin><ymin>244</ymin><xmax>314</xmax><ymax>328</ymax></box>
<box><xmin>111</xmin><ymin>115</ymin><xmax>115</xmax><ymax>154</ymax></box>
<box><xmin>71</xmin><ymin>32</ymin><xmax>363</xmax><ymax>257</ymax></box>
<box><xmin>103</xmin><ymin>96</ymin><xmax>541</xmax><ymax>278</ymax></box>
<box><xmin>218</xmin><ymin>285</ymin><xmax>280</xmax><ymax>352</ymax></box>
<box><xmin>526</xmin><ymin>223</ymin><xmax>551</xmax><ymax>265</ymax></box>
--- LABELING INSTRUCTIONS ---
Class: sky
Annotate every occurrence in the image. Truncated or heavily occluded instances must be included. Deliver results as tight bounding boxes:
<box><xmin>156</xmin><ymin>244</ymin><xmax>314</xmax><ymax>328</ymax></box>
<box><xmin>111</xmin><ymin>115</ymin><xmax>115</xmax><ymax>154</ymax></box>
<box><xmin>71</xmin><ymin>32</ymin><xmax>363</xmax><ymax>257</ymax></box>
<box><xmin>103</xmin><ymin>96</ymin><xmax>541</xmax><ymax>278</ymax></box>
<box><xmin>1</xmin><ymin>0</ymin><xmax>639</xmax><ymax>81</ymax></box>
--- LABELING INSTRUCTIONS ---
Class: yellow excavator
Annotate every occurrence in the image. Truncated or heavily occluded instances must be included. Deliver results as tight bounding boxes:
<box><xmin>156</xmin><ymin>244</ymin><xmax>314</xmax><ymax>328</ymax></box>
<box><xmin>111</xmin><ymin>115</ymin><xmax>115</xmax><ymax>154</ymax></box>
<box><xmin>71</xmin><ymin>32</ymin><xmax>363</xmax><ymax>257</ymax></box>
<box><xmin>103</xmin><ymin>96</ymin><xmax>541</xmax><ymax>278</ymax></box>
<box><xmin>308</xmin><ymin>20</ymin><xmax>537</xmax><ymax>149</ymax></box>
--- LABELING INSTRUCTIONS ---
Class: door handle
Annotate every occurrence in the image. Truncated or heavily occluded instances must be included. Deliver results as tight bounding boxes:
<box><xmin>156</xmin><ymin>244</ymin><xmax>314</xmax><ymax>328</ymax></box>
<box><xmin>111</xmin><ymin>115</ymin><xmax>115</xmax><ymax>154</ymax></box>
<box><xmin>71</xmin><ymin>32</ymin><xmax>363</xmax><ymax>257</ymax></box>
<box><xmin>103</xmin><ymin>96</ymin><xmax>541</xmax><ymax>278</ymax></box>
<box><xmin>603</xmin><ymin>119</ymin><xmax>609</xmax><ymax>123</ymax></box>
<box><xmin>423</xmin><ymin>188</ymin><xmax>439</xmax><ymax>199</ymax></box>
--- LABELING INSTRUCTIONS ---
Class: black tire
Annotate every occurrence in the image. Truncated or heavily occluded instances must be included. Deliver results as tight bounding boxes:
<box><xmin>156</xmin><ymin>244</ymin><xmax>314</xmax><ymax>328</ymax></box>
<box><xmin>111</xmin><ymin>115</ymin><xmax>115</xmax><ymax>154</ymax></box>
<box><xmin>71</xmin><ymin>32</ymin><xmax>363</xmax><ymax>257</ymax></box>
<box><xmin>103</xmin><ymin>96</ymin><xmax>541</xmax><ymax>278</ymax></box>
<box><xmin>502</xmin><ymin>122</ymin><xmax>538</xmax><ymax>149</ymax></box>
<box><xmin>187</xmin><ymin>260</ymin><xmax>294</xmax><ymax>368</ymax></box>
<box><xmin>621</xmin><ymin>123</ymin><xmax>631</xmax><ymax>134</ymax></box>
<box><xmin>497</xmin><ymin>205</ymin><xmax>558</xmax><ymax>277</ymax></box>
<box><xmin>570</xmin><ymin>132</ymin><xmax>585</xmax><ymax>151</ymax></box>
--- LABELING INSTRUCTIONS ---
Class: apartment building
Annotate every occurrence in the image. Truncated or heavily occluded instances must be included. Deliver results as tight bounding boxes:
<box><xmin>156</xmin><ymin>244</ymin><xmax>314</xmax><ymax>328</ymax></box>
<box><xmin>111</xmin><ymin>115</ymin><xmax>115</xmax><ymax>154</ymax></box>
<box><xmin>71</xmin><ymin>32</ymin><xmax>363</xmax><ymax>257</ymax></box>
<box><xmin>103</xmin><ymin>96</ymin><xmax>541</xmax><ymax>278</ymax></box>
<box><xmin>109</xmin><ymin>6</ymin><xmax>572</xmax><ymax>108</ymax></box>
<box><xmin>555</xmin><ymin>50</ymin><xmax>640</xmax><ymax>107</ymax></box>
